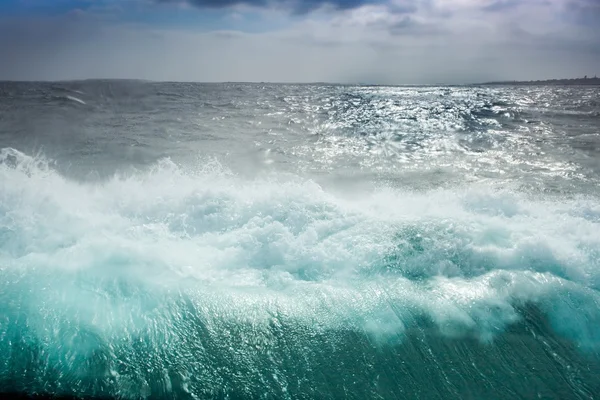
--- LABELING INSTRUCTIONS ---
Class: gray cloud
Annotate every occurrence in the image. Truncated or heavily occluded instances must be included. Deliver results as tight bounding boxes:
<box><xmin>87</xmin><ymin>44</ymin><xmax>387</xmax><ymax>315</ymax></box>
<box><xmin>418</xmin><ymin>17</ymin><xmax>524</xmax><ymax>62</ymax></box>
<box><xmin>564</xmin><ymin>0</ymin><xmax>600</xmax><ymax>26</ymax></box>
<box><xmin>387</xmin><ymin>16</ymin><xmax>441</xmax><ymax>36</ymax></box>
<box><xmin>156</xmin><ymin>0</ymin><xmax>381</xmax><ymax>13</ymax></box>
<box><xmin>482</xmin><ymin>0</ymin><xmax>521</xmax><ymax>12</ymax></box>
<box><xmin>0</xmin><ymin>0</ymin><xmax>599</xmax><ymax>83</ymax></box>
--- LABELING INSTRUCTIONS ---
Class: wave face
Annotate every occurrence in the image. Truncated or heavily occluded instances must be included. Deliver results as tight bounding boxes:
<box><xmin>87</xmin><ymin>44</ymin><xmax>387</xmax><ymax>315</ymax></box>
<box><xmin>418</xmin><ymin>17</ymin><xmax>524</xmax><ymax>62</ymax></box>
<box><xmin>1</xmin><ymin>82</ymin><xmax>600</xmax><ymax>399</ymax></box>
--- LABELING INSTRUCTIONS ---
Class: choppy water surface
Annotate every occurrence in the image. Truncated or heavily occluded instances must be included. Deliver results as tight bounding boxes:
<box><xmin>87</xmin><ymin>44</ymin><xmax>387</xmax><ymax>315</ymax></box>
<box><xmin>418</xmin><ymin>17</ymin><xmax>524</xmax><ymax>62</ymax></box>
<box><xmin>1</xmin><ymin>81</ymin><xmax>600</xmax><ymax>399</ymax></box>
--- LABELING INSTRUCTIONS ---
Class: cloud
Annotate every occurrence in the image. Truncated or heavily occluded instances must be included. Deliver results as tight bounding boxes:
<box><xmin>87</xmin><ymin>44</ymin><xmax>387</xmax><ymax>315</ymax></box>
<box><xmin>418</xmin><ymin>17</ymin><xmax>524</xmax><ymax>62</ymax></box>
<box><xmin>155</xmin><ymin>0</ymin><xmax>382</xmax><ymax>13</ymax></box>
<box><xmin>0</xmin><ymin>0</ymin><xmax>599</xmax><ymax>83</ymax></box>
<box><xmin>564</xmin><ymin>0</ymin><xmax>600</xmax><ymax>26</ymax></box>
<box><xmin>482</xmin><ymin>0</ymin><xmax>521</xmax><ymax>12</ymax></box>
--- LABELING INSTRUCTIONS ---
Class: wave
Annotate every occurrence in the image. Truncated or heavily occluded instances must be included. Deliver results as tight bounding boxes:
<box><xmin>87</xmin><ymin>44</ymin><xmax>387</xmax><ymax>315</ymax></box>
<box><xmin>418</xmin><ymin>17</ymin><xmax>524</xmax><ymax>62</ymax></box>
<box><xmin>65</xmin><ymin>95</ymin><xmax>86</xmax><ymax>105</ymax></box>
<box><xmin>50</xmin><ymin>94</ymin><xmax>87</xmax><ymax>105</ymax></box>
<box><xmin>1</xmin><ymin>148</ymin><xmax>600</xmax><ymax>398</ymax></box>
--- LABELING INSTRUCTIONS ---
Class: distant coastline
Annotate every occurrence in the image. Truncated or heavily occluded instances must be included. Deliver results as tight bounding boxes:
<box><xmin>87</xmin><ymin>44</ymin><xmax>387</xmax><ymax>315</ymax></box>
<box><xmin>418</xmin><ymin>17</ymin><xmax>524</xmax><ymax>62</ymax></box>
<box><xmin>479</xmin><ymin>76</ymin><xmax>600</xmax><ymax>86</ymax></box>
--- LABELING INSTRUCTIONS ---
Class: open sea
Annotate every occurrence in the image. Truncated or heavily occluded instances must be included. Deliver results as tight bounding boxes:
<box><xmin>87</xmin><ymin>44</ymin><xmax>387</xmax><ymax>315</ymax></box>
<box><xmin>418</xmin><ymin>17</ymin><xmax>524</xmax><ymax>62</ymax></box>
<box><xmin>1</xmin><ymin>80</ymin><xmax>600</xmax><ymax>399</ymax></box>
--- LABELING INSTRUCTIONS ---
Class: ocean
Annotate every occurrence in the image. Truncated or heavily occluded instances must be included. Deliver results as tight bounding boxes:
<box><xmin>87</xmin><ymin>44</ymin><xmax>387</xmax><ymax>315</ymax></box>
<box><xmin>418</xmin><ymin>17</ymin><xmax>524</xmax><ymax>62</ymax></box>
<box><xmin>1</xmin><ymin>80</ymin><xmax>600</xmax><ymax>399</ymax></box>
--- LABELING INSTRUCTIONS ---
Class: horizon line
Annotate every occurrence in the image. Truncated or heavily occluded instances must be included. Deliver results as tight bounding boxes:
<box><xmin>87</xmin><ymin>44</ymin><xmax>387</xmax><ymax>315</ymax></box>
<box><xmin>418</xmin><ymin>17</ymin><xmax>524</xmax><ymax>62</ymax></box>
<box><xmin>0</xmin><ymin>76</ymin><xmax>598</xmax><ymax>86</ymax></box>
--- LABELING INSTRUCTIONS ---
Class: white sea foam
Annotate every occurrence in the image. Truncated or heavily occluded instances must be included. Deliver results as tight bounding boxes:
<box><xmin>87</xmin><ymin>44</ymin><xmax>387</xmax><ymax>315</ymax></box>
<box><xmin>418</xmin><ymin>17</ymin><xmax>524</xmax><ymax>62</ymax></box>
<box><xmin>1</xmin><ymin>147</ymin><xmax>600</xmax><ymax>354</ymax></box>
<box><xmin>65</xmin><ymin>95</ymin><xmax>86</xmax><ymax>105</ymax></box>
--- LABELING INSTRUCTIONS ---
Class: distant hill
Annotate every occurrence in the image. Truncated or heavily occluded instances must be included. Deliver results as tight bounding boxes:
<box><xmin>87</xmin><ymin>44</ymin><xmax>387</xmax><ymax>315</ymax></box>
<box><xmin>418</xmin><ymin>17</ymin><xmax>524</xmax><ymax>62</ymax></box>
<box><xmin>479</xmin><ymin>77</ymin><xmax>600</xmax><ymax>86</ymax></box>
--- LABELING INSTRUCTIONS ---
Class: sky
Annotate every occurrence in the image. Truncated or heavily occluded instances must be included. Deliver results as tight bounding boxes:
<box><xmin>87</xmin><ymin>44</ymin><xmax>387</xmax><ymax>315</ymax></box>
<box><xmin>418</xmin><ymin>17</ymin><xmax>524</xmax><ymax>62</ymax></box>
<box><xmin>0</xmin><ymin>0</ymin><xmax>599</xmax><ymax>84</ymax></box>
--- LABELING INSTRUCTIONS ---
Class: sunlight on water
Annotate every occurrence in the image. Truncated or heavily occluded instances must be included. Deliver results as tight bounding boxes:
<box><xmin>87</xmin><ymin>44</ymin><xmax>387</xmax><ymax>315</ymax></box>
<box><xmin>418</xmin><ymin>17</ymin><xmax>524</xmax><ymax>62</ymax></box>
<box><xmin>1</xmin><ymin>82</ymin><xmax>600</xmax><ymax>399</ymax></box>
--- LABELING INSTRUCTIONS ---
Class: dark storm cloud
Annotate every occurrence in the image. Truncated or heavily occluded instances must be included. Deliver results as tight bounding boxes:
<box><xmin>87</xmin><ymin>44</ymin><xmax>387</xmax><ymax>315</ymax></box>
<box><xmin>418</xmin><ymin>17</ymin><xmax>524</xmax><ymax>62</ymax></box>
<box><xmin>156</xmin><ymin>0</ymin><xmax>381</xmax><ymax>13</ymax></box>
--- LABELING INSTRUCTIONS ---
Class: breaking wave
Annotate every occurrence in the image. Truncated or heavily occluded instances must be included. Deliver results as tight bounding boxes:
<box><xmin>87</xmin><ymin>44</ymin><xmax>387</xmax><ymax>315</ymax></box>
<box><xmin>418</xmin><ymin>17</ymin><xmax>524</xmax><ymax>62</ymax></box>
<box><xmin>1</xmin><ymin>148</ymin><xmax>600</xmax><ymax>399</ymax></box>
